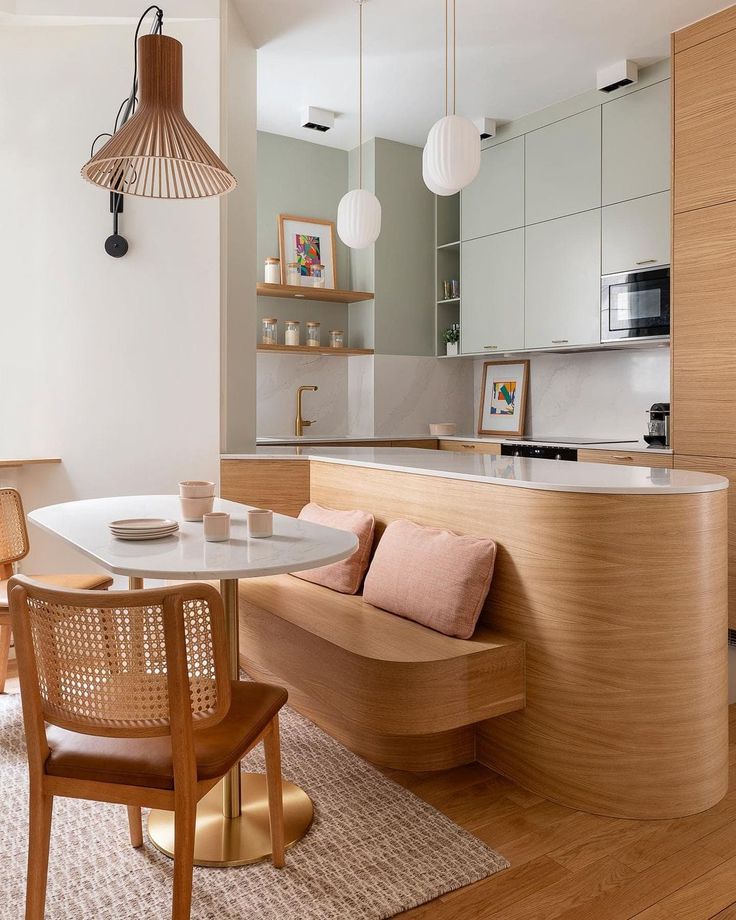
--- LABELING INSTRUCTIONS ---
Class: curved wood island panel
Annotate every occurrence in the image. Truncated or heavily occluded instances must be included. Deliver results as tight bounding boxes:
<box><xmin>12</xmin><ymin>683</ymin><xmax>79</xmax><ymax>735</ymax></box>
<box><xmin>223</xmin><ymin>451</ymin><xmax>729</xmax><ymax>820</ymax></box>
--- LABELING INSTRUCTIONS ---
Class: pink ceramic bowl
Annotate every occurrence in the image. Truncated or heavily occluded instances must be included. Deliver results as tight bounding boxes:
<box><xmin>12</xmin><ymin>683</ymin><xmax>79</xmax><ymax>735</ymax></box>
<box><xmin>179</xmin><ymin>480</ymin><xmax>216</xmax><ymax>499</ymax></box>
<box><xmin>180</xmin><ymin>495</ymin><xmax>215</xmax><ymax>522</ymax></box>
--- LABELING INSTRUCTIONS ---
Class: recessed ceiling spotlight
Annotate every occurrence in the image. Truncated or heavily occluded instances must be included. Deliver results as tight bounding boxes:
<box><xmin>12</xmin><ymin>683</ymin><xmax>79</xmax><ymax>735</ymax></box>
<box><xmin>596</xmin><ymin>60</ymin><xmax>639</xmax><ymax>93</ymax></box>
<box><xmin>473</xmin><ymin>117</ymin><xmax>497</xmax><ymax>140</ymax></box>
<box><xmin>301</xmin><ymin>106</ymin><xmax>335</xmax><ymax>132</ymax></box>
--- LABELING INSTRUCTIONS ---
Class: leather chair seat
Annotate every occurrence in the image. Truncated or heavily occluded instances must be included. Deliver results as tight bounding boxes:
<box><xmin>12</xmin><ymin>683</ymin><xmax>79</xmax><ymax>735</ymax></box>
<box><xmin>45</xmin><ymin>681</ymin><xmax>288</xmax><ymax>790</ymax></box>
<box><xmin>0</xmin><ymin>573</ymin><xmax>114</xmax><ymax>611</ymax></box>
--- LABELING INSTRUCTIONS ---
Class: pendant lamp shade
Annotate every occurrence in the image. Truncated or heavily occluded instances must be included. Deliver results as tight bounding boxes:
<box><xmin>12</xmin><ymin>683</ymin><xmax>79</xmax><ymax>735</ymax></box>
<box><xmin>337</xmin><ymin>188</ymin><xmax>382</xmax><ymax>250</ymax></box>
<box><xmin>422</xmin><ymin>144</ymin><xmax>459</xmax><ymax>197</ymax></box>
<box><xmin>81</xmin><ymin>34</ymin><xmax>236</xmax><ymax>199</ymax></box>
<box><xmin>424</xmin><ymin>114</ymin><xmax>480</xmax><ymax>193</ymax></box>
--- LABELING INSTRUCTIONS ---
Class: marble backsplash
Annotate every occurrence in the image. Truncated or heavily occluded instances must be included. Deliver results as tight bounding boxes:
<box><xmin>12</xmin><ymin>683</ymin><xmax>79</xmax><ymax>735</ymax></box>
<box><xmin>473</xmin><ymin>346</ymin><xmax>671</xmax><ymax>441</ymax></box>
<box><xmin>258</xmin><ymin>346</ymin><xmax>670</xmax><ymax>442</ymax></box>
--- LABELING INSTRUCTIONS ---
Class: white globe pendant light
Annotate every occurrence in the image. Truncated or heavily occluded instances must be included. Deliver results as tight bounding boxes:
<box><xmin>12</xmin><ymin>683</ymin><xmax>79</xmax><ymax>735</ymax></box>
<box><xmin>338</xmin><ymin>188</ymin><xmax>382</xmax><ymax>249</ymax></box>
<box><xmin>337</xmin><ymin>0</ymin><xmax>381</xmax><ymax>250</ymax></box>
<box><xmin>422</xmin><ymin>143</ymin><xmax>459</xmax><ymax>196</ymax></box>
<box><xmin>424</xmin><ymin>114</ymin><xmax>480</xmax><ymax>191</ymax></box>
<box><xmin>423</xmin><ymin>0</ymin><xmax>480</xmax><ymax>195</ymax></box>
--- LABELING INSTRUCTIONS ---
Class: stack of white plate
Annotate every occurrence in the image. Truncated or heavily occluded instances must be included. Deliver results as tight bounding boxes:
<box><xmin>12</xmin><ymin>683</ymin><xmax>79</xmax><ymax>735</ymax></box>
<box><xmin>109</xmin><ymin>518</ymin><xmax>179</xmax><ymax>541</ymax></box>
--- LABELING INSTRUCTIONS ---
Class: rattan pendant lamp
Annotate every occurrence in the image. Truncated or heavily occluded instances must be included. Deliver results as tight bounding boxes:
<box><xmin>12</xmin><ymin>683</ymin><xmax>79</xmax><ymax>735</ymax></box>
<box><xmin>81</xmin><ymin>6</ymin><xmax>236</xmax><ymax>200</ymax></box>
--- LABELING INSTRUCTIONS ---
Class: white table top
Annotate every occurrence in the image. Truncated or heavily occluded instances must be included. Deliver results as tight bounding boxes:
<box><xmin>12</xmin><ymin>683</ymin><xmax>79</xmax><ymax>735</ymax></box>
<box><xmin>28</xmin><ymin>495</ymin><xmax>358</xmax><ymax>580</ymax></box>
<box><xmin>222</xmin><ymin>447</ymin><xmax>728</xmax><ymax>495</ymax></box>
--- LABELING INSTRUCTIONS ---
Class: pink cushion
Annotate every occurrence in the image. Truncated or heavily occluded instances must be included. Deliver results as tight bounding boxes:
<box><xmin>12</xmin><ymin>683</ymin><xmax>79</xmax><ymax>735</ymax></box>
<box><xmin>362</xmin><ymin>519</ymin><xmax>497</xmax><ymax>639</ymax></box>
<box><xmin>292</xmin><ymin>503</ymin><xmax>375</xmax><ymax>595</ymax></box>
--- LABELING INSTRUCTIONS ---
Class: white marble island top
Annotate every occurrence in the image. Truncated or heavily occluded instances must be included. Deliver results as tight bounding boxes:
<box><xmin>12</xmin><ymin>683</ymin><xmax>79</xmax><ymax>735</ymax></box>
<box><xmin>223</xmin><ymin>447</ymin><xmax>726</xmax><ymax>496</ymax></box>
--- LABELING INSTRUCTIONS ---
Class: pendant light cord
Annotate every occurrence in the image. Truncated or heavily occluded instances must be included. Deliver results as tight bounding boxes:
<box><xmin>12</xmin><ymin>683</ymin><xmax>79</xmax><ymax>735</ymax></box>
<box><xmin>358</xmin><ymin>0</ymin><xmax>363</xmax><ymax>190</ymax></box>
<box><xmin>452</xmin><ymin>0</ymin><xmax>456</xmax><ymax>115</ymax></box>
<box><xmin>444</xmin><ymin>0</ymin><xmax>448</xmax><ymax>117</ymax></box>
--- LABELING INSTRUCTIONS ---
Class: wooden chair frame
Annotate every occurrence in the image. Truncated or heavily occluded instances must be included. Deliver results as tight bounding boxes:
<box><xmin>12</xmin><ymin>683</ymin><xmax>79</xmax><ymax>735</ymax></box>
<box><xmin>9</xmin><ymin>576</ymin><xmax>285</xmax><ymax>920</ymax></box>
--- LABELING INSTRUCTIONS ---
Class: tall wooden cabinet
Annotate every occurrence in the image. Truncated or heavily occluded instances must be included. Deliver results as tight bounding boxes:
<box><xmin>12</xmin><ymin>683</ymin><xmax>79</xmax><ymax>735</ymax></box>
<box><xmin>672</xmin><ymin>5</ymin><xmax>736</xmax><ymax>628</ymax></box>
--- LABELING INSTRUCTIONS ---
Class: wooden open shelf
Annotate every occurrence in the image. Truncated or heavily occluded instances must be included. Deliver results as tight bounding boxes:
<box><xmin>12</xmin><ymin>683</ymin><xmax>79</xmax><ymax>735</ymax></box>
<box><xmin>257</xmin><ymin>344</ymin><xmax>374</xmax><ymax>357</ymax></box>
<box><xmin>257</xmin><ymin>283</ymin><xmax>374</xmax><ymax>304</ymax></box>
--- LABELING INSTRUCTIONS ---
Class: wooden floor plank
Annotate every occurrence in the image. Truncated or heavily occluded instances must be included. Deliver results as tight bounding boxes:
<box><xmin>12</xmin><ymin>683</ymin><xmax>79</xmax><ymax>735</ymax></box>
<box><xmin>630</xmin><ymin>855</ymin><xmax>736</xmax><ymax>920</ymax></box>
<box><xmin>392</xmin><ymin>703</ymin><xmax>736</xmax><ymax>920</ymax></box>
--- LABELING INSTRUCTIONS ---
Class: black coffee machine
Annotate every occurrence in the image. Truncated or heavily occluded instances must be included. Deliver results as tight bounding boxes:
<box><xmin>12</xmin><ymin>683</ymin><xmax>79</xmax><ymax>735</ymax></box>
<box><xmin>644</xmin><ymin>402</ymin><xmax>670</xmax><ymax>447</ymax></box>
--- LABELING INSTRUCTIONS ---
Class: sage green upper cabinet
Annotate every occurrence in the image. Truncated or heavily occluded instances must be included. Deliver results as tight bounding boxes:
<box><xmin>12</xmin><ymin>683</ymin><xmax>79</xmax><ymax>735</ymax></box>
<box><xmin>461</xmin><ymin>137</ymin><xmax>524</xmax><ymax>240</ymax></box>
<box><xmin>602</xmin><ymin>191</ymin><xmax>671</xmax><ymax>275</ymax></box>
<box><xmin>602</xmin><ymin>81</ymin><xmax>670</xmax><ymax>205</ymax></box>
<box><xmin>525</xmin><ymin>210</ymin><xmax>601</xmax><ymax>349</ymax></box>
<box><xmin>525</xmin><ymin>108</ymin><xmax>601</xmax><ymax>225</ymax></box>
<box><xmin>461</xmin><ymin>229</ymin><xmax>524</xmax><ymax>354</ymax></box>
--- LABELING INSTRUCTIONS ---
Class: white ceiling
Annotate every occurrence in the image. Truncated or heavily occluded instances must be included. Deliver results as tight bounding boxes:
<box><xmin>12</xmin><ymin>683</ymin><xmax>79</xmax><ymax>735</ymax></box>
<box><xmin>236</xmin><ymin>0</ymin><xmax>731</xmax><ymax>150</ymax></box>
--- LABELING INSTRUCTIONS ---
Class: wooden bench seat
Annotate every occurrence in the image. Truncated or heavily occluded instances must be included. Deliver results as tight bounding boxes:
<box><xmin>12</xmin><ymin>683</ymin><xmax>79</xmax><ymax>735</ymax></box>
<box><xmin>238</xmin><ymin>574</ymin><xmax>525</xmax><ymax>771</ymax></box>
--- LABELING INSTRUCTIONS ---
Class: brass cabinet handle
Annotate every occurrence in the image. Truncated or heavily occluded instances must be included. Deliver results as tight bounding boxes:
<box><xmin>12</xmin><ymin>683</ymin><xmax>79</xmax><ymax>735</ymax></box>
<box><xmin>613</xmin><ymin>455</ymin><xmax>634</xmax><ymax>461</ymax></box>
<box><xmin>484</xmin><ymin>345</ymin><xmax>498</xmax><ymax>350</ymax></box>
<box><xmin>635</xmin><ymin>259</ymin><xmax>657</xmax><ymax>265</ymax></box>
<box><xmin>551</xmin><ymin>339</ymin><xmax>569</xmax><ymax>344</ymax></box>
<box><xmin>461</xmin><ymin>443</ymin><xmax>476</xmax><ymax>449</ymax></box>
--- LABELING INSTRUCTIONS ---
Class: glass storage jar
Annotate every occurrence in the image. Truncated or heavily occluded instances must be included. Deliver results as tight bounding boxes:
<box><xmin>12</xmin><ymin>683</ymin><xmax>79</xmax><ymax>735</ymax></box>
<box><xmin>264</xmin><ymin>257</ymin><xmax>280</xmax><ymax>285</ymax></box>
<box><xmin>284</xmin><ymin>320</ymin><xmax>300</xmax><ymax>347</ymax></box>
<box><xmin>261</xmin><ymin>317</ymin><xmax>278</xmax><ymax>346</ymax></box>
<box><xmin>312</xmin><ymin>263</ymin><xmax>325</xmax><ymax>288</ymax></box>
<box><xmin>306</xmin><ymin>322</ymin><xmax>321</xmax><ymax>347</ymax></box>
<box><xmin>329</xmin><ymin>329</ymin><xmax>345</xmax><ymax>349</ymax></box>
<box><xmin>286</xmin><ymin>262</ymin><xmax>301</xmax><ymax>286</ymax></box>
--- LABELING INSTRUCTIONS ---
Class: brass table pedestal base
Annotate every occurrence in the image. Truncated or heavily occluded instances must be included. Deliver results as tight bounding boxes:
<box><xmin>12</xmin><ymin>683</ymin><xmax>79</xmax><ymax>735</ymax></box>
<box><xmin>147</xmin><ymin>773</ymin><xmax>314</xmax><ymax>867</ymax></box>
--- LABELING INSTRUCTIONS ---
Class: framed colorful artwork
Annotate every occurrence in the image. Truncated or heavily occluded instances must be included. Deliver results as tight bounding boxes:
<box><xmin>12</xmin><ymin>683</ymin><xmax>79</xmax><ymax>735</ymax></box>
<box><xmin>277</xmin><ymin>214</ymin><xmax>337</xmax><ymax>289</ymax></box>
<box><xmin>477</xmin><ymin>360</ymin><xmax>529</xmax><ymax>436</ymax></box>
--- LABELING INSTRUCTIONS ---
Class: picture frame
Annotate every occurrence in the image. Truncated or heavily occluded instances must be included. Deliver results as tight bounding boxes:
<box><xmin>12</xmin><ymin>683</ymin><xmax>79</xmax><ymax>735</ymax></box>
<box><xmin>478</xmin><ymin>359</ymin><xmax>530</xmax><ymax>437</ymax></box>
<box><xmin>277</xmin><ymin>214</ymin><xmax>337</xmax><ymax>289</ymax></box>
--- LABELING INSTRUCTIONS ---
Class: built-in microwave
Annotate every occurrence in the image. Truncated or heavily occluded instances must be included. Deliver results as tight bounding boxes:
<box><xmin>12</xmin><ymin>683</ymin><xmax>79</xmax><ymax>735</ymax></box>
<box><xmin>600</xmin><ymin>266</ymin><xmax>670</xmax><ymax>342</ymax></box>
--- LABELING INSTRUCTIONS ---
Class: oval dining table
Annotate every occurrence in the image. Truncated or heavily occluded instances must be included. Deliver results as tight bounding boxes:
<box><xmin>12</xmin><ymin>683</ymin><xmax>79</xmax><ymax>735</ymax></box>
<box><xmin>27</xmin><ymin>494</ymin><xmax>358</xmax><ymax>868</ymax></box>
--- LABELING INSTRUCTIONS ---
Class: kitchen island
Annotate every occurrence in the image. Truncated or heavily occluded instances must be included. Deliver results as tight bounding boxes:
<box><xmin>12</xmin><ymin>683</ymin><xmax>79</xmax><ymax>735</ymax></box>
<box><xmin>222</xmin><ymin>448</ymin><xmax>729</xmax><ymax>819</ymax></box>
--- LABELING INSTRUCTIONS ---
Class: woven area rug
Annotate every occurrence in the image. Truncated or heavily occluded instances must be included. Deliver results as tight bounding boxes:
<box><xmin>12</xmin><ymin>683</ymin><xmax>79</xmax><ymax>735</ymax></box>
<box><xmin>0</xmin><ymin>691</ymin><xmax>508</xmax><ymax>920</ymax></box>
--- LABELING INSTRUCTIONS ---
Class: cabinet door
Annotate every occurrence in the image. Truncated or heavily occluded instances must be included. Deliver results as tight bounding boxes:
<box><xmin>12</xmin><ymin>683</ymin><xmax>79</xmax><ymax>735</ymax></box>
<box><xmin>525</xmin><ymin>210</ymin><xmax>601</xmax><ymax>349</ymax></box>
<box><xmin>674</xmin><ymin>29</ymin><xmax>736</xmax><ymax>213</ymax></box>
<box><xmin>578</xmin><ymin>449</ymin><xmax>673</xmax><ymax>468</ymax></box>
<box><xmin>602</xmin><ymin>81</ymin><xmax>671</xmax><ymax>205</ymax></box>
<box><xmin>602</xmin><ymin>192</ymin><xmax>671</xmax><ymax>274</ymax></box>
<box><xmin>672</xmin><ymin>201</ymin><xmax>736</xmax><ymax>457</ymax></box>
<box><xmin>461</xmin><ymin>229</ymin><xmax>524</xmax><ymax>354</ymax></box>
<box><xmin>674</xmin><ymin>455</ymin><xmax>735</xmax><ymax>629</ymax></box>
<box><xmin>461</xmin><ymin>137</ymin><xmax>524</xmax><ymax>240</ymax></box>
<box><xmin>525</xmin><ymin>108</ymin><xmax>601</xmax><ymax>225</ymax></box>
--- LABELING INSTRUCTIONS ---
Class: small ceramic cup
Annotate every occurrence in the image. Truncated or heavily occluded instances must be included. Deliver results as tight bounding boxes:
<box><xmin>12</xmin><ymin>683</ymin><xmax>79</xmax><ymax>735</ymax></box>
<box><xmin>179</xmin><ymin>480</ymin><xmax>216</xmax><ymax>499</ymax></box>
<box><xmin>180</xmin><ymin>495</ymin><xmax>215</xmax><ymax>522</ymax></box>
<box><xmin>247</xmin><ymin>508</ymin><xmax>273</xmax><ymax>538</ymax></box>
<box><xmin>203</xmin><ymin>512</ymin><xmax>230</xmax><ymax>542</ymax></box>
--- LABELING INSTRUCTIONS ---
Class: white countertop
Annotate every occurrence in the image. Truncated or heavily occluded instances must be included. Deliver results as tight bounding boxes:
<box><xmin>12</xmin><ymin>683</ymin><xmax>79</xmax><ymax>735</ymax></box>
<box><xmin>28</xmin><ymin>495</ymin><xmax>358</xmax><ymax>580</ymax></box>
<box><xmin>256</xmin><ymin>435</ymin><xmax>673</xmax><ymax>455</ymax></box>
<box><xmin>223</xmin><ymin>447</ymin><xmax>725</xmax><ymax>495</ymax></box>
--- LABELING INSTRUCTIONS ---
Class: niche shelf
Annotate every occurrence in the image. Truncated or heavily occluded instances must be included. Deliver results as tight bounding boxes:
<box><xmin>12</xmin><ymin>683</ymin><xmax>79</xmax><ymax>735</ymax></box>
<box><xmin>256</xmin><ymin>283</ymin><xmax>374</xmax><ymax>304</ymax></box>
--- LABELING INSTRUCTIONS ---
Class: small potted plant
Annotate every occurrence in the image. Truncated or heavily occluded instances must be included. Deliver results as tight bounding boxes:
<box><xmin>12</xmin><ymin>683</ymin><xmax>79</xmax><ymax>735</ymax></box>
<box><xmin>443</xmin><ymin>324</ymin><xmax>460</xmax><ymax>357</ymax></box>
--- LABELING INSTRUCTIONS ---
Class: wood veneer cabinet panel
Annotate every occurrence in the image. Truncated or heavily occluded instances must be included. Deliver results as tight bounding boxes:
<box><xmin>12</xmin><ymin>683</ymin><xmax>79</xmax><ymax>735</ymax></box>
<box><xmin>220</xmin><ymin>459</ymin><xmax>309</xmax><ymax>517</ymax></box>
<box><xmin>671</xmin><ymin>202</ymin><xmax>736</xmax><ymax>457</ymax></box>
<box><xmin>438</xmin><ymin>440</ymin><xmax>501</xmax><ymax>454</ymax></box>
<box><xmin>673</xmin><ymin>28</ymin><xmax>736</xmax><ymax>213</ymax></box>
<box><xmin>673</xmin><ymin>5</ymin><xmax>736</xmax><ymax>53</ymax></box>
<box><xmin>577</xmin><ymin>449</ymin><xmax>673</xmax><ymax>468</ymax></box>
<box><xmin>675</xmin><ymin>455</ymin><xmax>736</xmax><ymax>629</ymax></box>
<box><xmin>309</xmin><ymin>460</ymin><xmax>728</xmax><ymax>818</ymax></box>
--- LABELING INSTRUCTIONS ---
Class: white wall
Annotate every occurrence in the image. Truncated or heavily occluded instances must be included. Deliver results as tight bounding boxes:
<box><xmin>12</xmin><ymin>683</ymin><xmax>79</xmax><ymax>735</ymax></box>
<box><xmin>0</xmin><ymin>20</ymin><xmax>231</xmax><ymax>573</ymax></box>
<box><xmin>473</xmin><ymin>347</ymin><xmax>671</xmax><ymax>441</ymax></box>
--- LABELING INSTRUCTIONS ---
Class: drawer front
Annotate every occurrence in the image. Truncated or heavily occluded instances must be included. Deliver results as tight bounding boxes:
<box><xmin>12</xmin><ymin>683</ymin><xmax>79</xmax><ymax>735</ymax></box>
<box><xmin>578</xmin><ymin>449</ymin><xmax>673</xmax><ymax>468</ymax></box>
<box><xmin>392</xmin><ymin>440</ymin><xmax>438</xmax><ymax>449</ymax></box>
<box><xmin>438</xmin><ymin>440</ymin><xmax>501</xmax><ymax>454</ymax></box>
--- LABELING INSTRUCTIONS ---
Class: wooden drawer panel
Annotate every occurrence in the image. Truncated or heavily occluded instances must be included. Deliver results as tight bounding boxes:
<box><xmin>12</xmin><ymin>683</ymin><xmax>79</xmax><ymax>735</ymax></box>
<box><xmin>578</xmin><ymin>449</ymin><xmax>673</xmax><ymax>468</ymax></box>
<box><xmin>438</xmin><ymin>440</ymin><xmax>501</xmax><ymax>455</ymax></box>
<box><xmin>675</xmin><ymin>455</ymin><xmax>736</xmax><ymax>629</ymax></box>
<box><xmin>392</xmin><ymin>439</ymin><xmax>438</xmax><ymax>449</ymax></box>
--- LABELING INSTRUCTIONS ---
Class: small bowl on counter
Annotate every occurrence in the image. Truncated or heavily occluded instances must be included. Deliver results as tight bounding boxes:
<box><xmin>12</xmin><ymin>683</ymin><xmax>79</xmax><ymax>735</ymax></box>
<box><xmin>429</xmin><ymin>423</ymin><xmax>457</xmax><ymax>436</ymax></box>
